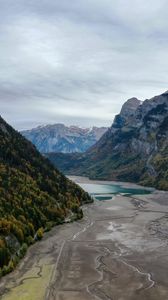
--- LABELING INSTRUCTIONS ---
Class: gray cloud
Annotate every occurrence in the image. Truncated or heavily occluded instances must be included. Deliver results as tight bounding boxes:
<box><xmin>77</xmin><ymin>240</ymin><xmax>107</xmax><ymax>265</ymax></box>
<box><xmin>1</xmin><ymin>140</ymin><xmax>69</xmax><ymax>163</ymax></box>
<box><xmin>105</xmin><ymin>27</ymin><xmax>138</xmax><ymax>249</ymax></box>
<box><xmin>0</xmin><ymin>0</ymin><xmax>168</xmax><ymax>129</ymax></box>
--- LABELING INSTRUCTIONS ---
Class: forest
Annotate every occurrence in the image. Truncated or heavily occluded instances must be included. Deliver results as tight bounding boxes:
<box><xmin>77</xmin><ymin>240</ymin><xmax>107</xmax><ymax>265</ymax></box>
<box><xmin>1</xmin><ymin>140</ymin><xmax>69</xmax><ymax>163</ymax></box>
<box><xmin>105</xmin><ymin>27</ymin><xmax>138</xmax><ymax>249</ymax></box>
<box><xmin>0</xmin><ymin>116</ymin><xmax>91</xmax><ymax>276</ymax></box>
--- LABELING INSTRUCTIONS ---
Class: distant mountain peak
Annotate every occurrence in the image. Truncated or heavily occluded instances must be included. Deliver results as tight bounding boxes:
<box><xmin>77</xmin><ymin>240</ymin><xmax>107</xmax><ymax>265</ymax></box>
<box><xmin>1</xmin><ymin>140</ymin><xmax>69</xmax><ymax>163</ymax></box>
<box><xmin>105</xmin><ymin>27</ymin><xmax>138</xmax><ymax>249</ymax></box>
<box><xmin>21</xmin><ymin>124</ymin><xmax>108</xmax><ymax>153</ymax></box>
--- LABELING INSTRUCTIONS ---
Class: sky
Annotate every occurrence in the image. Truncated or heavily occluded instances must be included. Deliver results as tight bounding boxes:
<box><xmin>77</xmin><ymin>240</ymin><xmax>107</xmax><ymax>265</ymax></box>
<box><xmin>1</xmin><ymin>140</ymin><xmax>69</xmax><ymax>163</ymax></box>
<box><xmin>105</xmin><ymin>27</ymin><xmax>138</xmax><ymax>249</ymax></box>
<box><xmin>0</xmin><ymin>0</ymin><xmax>168</xmax><ymax>130</ymax></box>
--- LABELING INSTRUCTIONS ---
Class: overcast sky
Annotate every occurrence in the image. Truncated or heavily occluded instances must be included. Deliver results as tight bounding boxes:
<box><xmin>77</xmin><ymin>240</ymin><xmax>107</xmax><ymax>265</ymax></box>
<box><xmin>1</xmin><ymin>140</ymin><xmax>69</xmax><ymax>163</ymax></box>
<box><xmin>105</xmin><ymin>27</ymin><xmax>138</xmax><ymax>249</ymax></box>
<box><xmin>0</xmin><ymin>0</ymin><xmax>168</xmax><ymax>130</ymax></box>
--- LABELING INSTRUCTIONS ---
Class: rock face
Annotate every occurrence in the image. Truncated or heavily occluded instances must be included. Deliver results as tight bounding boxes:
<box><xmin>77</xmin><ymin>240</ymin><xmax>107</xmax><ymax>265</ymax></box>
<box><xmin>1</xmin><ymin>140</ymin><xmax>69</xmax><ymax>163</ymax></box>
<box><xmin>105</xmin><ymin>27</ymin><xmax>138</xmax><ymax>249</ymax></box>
<box><xmin>21</xmin><ymin>124</ymin><xmax>107</xmax><ymax>153</ymax></box>
<box><xmin>120</xmin><ymin>97</ymin><xmax>142</xmax><ymax>118</ymax></box>
<box><xmin>47</xmin><ymin>91</ymin><xmax>168</xmax><ymax>190</ymax></box>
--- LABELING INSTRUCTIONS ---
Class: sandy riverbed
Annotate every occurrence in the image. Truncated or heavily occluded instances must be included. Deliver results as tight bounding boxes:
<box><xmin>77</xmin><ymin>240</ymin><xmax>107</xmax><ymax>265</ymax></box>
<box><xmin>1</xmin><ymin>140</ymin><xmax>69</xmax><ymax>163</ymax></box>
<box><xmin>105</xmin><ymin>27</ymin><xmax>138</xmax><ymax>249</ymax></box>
<box><xmin>0</xmin><ymin>178</ymin><xmax>168</xmax><ymax>300</ymax></box>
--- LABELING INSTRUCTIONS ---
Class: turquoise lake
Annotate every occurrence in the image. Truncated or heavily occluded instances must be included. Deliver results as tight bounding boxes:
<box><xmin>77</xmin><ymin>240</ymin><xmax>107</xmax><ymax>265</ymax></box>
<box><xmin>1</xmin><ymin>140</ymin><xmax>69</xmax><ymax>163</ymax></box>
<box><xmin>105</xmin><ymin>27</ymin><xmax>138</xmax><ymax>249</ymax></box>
<box><xmin>78</xmin><ymin>182</ymin><xmax>151</xmax><ymax>200</ymax></box>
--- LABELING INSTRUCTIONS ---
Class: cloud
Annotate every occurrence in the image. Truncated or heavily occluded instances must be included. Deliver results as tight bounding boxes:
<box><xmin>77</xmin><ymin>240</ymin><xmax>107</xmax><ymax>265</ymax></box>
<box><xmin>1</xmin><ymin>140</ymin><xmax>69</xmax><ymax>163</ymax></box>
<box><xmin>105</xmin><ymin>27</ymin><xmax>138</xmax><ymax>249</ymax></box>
<box><xmin>0</xmin><ymin>0</ymin><xmax>168</xmax><ymax>129</ymax></box>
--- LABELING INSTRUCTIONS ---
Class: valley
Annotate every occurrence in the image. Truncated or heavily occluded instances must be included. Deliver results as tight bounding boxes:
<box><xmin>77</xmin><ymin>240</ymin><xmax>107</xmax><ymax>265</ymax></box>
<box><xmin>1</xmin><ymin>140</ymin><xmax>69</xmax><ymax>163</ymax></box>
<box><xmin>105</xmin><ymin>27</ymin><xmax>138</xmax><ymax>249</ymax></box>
<box><xmin>1</xmin><ymin>177</ymin><xmax>168</xmax><ymax>300</ymax></box>
<box><xmin>1</xmin><ymin>2</ymin><xmax>168</xmax><ymax>300</ymax></box>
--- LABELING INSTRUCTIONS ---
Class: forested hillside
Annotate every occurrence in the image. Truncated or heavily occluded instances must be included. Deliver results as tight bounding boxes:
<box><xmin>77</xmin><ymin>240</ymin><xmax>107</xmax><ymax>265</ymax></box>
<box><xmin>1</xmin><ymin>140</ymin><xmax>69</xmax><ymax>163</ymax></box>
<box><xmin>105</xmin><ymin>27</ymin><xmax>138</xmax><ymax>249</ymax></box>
<box><xmin>0</xmin><ymin>116</ymin><xmax>91</xmax><ymax>276</ymax></box>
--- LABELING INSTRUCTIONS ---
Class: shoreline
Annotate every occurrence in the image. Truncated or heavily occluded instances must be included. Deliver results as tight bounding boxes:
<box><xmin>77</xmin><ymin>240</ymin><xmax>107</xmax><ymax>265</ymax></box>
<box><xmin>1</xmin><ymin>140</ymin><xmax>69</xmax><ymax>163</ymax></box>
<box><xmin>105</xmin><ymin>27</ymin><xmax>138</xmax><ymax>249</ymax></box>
<box><xmin>1</xmin><ymin>182</ymin><xmax>168</xmax><ymax>299</ymax></box>
<box><xmin>68</xmin><ymin>175</ymin><xmax>155</xmax><ymax>191</ymax></box>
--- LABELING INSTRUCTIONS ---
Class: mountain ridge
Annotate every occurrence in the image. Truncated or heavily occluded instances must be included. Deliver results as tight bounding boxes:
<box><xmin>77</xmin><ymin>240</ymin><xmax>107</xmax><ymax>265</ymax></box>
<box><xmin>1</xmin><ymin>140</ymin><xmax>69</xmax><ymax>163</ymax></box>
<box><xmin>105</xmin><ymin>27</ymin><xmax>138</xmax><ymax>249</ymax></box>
<box><xmin>47</xmin><ymin>91</ymin><xmax>168</xmax><ymax>190</ymax></box>
<box><xmin>21</xmin><ymin>124</ymin><xmax>107</xmax><ymax>153</ymax></box>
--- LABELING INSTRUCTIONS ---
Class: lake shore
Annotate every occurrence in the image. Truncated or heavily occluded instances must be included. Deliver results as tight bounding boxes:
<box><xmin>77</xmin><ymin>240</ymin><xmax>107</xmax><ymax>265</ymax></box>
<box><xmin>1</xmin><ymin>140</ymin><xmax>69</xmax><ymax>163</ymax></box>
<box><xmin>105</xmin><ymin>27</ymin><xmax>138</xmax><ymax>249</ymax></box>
<box><xmin>68</xmin><ymin>175</ymin><xmax>155</xmax><ymax>191</ymax></box>
<box><xmin>0</xmin><ymin>178</ymin><xmax>168</xmax><ymax>299</ymax></box>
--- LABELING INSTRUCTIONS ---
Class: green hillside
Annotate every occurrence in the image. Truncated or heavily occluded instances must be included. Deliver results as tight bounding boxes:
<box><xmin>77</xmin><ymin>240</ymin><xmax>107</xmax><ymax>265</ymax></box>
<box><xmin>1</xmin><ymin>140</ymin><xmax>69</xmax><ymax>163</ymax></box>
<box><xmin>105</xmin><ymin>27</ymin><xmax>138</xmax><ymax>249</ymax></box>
<box><xmin>0</xmin><ymin>116</ymin><xmax>91</xmax><ymax>276</ymax></box>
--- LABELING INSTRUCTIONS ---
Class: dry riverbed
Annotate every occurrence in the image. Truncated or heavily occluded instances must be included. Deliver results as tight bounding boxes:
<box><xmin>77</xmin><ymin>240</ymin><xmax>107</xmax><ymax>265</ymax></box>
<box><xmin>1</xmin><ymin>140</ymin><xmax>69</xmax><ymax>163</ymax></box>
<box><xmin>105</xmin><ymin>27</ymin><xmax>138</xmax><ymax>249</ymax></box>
<box><xmin>0</xmin><ymin>180</ymin><xmax>168</xmax><ymax>300</ymax></box>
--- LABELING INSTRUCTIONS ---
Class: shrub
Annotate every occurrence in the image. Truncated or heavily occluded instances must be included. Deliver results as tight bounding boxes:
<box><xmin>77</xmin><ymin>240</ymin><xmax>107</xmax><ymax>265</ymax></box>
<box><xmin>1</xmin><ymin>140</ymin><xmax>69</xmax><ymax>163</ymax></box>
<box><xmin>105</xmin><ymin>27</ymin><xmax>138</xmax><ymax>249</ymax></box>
<box><xmin>36</xmin><ymin>228</ymin><xmax>44</xmax><ymax>240</ymax></box>
<box><xmin>19</xmin><ymin>243</ymin><xmax>28</xmax><ymax>258</ymax></box>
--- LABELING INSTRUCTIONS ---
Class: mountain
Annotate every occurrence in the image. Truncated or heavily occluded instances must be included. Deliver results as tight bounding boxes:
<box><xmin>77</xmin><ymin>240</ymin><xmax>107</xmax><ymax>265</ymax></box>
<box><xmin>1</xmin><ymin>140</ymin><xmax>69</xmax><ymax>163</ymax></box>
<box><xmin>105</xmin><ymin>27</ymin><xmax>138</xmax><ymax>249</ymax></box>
<box><xmin>21</xmin><ymin>124</ymin><xmax>107</xmax><ymax>153</ymax></box>
<box><xmin>0</xmin><ymin>116</ymin><xmax>91</xmax><ymax>275</ymax></box>
<box><xmin>47</xmin><ymin>91</ymin><xmax>168</xmax><ymax>190</ymax></box>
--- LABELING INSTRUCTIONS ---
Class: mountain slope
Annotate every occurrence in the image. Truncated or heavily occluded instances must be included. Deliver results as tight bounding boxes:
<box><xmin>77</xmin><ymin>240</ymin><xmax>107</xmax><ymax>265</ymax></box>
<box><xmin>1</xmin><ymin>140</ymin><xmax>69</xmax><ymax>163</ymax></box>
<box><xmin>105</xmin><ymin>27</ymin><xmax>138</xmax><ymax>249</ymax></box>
<box><xmin>21</xmin><ymin>124</ymin><xmax>107</xmax><ymax>153</ymax></box>
<box><xmin>47</xmin><ymin>92</ymin><xmax>168</xmax><ymax>190</ymax></box>
<box><xmin>0</xmin><ymin>116</ymin><xmax>91</xmax><ymax>275</ymax></box>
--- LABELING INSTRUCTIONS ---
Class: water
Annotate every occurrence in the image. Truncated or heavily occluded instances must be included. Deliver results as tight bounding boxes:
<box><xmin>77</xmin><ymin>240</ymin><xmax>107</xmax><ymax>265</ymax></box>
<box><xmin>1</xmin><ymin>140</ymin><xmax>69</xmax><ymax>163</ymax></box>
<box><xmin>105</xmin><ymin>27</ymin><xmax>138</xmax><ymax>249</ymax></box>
<box><xmin>78</xmin><ymin>182</ymin><xmax>151</xmax><ymax>201</ymax></box>
<box><xmin>95</xmin><ymin>196</ymin><xmax>112</xmax><ymax>201</ymax></box>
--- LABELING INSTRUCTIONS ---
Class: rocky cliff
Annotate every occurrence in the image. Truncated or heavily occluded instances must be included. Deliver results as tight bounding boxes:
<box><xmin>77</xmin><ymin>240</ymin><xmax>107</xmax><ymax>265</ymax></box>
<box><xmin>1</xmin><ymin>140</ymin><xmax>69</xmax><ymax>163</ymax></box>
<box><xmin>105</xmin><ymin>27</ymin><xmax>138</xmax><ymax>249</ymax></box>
<box><xmin>47</xmin><ymin>91</ymin><xmax>168</xmax><ymax>190</ymax></box>
<box><xmin>21</xmin><ymin>124</ymin><xmax>107</xmax><ymax>153</ymax></box>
